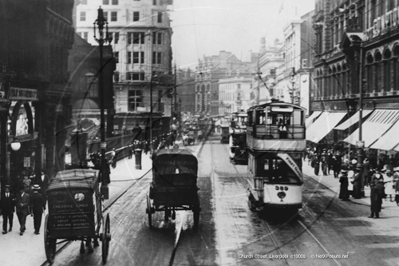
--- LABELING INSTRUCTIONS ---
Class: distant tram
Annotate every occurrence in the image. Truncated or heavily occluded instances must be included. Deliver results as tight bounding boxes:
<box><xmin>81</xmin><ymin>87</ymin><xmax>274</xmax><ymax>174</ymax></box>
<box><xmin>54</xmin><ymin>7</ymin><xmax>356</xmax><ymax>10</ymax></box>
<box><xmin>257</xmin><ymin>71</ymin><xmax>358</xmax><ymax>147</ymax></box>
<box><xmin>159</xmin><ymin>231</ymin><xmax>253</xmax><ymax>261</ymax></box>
<box><xmin>246</xmin><ymin>100</ymin><xmax>305</xmax><ymax>212</ymax></box>
<box><xmin>229</xmin><ymin>111</ymin><xmax>248</xmax><ymax>164</ymax></box>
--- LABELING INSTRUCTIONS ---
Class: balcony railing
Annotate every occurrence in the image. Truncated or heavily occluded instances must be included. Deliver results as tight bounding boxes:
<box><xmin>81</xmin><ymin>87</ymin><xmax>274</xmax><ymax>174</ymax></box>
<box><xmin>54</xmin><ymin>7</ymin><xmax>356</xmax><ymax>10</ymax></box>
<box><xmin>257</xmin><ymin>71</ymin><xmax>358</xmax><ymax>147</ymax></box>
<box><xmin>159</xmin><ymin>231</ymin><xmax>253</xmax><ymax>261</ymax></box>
<box><xmin>364</xmin><ymin>8</ymin><xmax>399</xmax><ymax>41</ymax></box>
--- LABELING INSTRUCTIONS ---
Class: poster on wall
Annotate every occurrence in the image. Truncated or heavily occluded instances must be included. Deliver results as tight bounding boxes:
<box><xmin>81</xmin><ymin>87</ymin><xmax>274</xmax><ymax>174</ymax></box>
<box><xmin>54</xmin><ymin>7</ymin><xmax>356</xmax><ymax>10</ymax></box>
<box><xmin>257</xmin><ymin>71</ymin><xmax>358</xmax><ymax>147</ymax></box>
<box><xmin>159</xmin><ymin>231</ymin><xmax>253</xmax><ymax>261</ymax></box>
<box><xmin>23</xmin><ymin>157</ymin><xmax>30</xmax><ymax>167</ymax></box>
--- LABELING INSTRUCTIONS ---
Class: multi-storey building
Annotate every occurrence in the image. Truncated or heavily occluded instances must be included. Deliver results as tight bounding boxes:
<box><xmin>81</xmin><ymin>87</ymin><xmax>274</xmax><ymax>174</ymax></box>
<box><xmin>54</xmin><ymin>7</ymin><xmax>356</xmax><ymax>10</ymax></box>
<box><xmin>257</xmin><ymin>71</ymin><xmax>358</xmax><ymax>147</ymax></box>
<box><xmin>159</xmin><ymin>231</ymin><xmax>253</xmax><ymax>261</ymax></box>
<box><xmin>195</xmin><ymin>51</ymin><xmax>256</xmax><ymax>118</ymax></box>
<box><xmin>75</xmin><ymin>0</ymin><xmax>173</xmax><ymax>137</ymax></box>
<box><xmin>255</xmin><ymin>11</ymin><xmax>314</xmax><ymax>115</ymax></box>
<box><xmin>218</xmin><ymin>77</ymin><xmax>253</xmax><ymax>116</ymax></box>
<box><xmin>0</xmin><ymin>0</ymin><xmax>75</xmax><ymax>191</ymax></box>
<box><xmin>176</xmin><ymin>68</ymin><xmax>195</xmax><ymax>114</ymax></box>
<box><xmin>255</xmin><ymin>38</ymin><xmax>284</xmax><ymax>105</ymax></box>
<box><xmin>310</xmin><ymin>0</ymin><xmax>399</xmax><ymax>154</ymax></box>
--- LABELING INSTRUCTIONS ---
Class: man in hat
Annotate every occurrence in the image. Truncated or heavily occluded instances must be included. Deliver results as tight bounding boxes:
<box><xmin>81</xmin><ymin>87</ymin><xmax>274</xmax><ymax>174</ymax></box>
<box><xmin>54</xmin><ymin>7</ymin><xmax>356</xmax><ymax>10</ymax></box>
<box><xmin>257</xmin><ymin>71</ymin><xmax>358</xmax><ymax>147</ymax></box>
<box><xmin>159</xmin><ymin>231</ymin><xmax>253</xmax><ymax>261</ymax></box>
<box><xmin>339</xmin><ymin>169</ymin><xmax>350</xmax><ymax>201</ymax></box>
<box><xmin>369</xmin><ymin>177</ymin><xmax>385</xmax><ymax>218</ymax></box>
<box><xmin>1</xmin><ymin>185</ymin><xmax>16</xmax><ymax>234</ymax></box>
<box><xmin>16</xmin><ymin>186</ymin><xmax>30</xmax><ymax>235</ymax></box>
<box><xmin>29</xmin><ymin>184</ymin><xmax>45</xmax><ymax>235</ymax></box>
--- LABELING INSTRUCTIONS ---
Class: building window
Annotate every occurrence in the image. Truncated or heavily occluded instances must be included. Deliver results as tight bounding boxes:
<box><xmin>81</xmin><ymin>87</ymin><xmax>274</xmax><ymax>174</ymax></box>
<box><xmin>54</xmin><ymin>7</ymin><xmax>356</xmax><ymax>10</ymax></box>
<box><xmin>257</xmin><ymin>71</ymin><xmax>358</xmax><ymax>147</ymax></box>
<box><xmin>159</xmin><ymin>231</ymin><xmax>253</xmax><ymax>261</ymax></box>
<box><xmin>127</xmin><ymin>52</ymin><xmax>132</xmax><ymax>64</ymax></box>
<box><xmin>153</xmin><ymin>0</ymin><xmax>157</xmax><ymax>5</ymax></box>
<box><xmin>103</xmin><ymin>0</ymin><xmax>109</xmax><ymax>4</ymax></box>
<box><xmin>133</xmin><ymin>52</ymin><xmax>145</xmax><ymax>64</ymax></box>
<box><xmin>114</xmin><ymin>32</ymin><xmax>119</xmax><ymax>44</ymax></box>
<box><xmin>112</xmin><ymin>0</ymin><xmax>118</xmax><ymax>5</ymax></box>
<box><xmin>111</xmin><ymin>12</ymin><xmax>117</xmax><ymax>21</ymax></box>
<box><xmin>126</xmin><ymin>72</ymin><xmax>145</xmax><ymax>81</ymax></box>
<box><xmin>103</xmin><ymin>11</ymin><xmax>108</xmax><ymax>21</ymax></box>
<box><xmin>128</xmin><ymin>90</ymin><xmax>142</xmax><ymax>111</ymax></box>
<box><xmin>86</xmin><ymin>75</ymin><xmax>98</xmax><ymax>97</ymax></box>
<box><xmin>114</xmin><ymin>52</ymin><xmax>119</xmax><ymax>63</ymax></box>
<box><xmin>114</xmin><ymin>73</ymin><xmax>119</xmax><ymax>82</ymax></box>
<box><xmin>133</xmin><ymin>32</ymin><xmax>145</xmax><ymax>44</ymax></box>
<box><xmin>153</xmin><ymin>32</ymin><xmax>162</xmax><ymax>44</ymax></box>
<box><xmin>152</xmin><ymin>52</ymin><xmax>162</xmax><ymax>64</ymax></box>
<box><xmin>157</xmin><ymin>12</ymin><xmax>162</xmax><ymax>23</ymax></box>
<box><xmin>133</xmin><ymin>12</ymin><xmax>140</xmax><ymax>21</ymax></box>
<box><xmin>82</xmin><ymin>32</ymin><xmax>88</xmax><ymax>41</ymax></box>
<box><xmin>80</xmin><ymin>11</ymin><xmax>86</xmax><ymax>21</ymax></box>
<box><xmin>133</xmin><ymin>52</ymin><xmax>139</xmax><ymax>63</ymax></box>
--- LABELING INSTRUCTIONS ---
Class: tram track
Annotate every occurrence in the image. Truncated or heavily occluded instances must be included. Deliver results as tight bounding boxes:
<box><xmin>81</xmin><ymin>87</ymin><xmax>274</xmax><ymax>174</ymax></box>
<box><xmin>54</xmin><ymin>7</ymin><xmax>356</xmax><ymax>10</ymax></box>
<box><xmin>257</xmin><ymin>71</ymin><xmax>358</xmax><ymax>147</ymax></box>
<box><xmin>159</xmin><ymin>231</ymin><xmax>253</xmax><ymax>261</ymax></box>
<box><xmin>40</xmin><ymin>168</ymin><xmax>151</xmax><ymax>266</ymax></box>
<box><xmin>216</xmin><ymin>139</ymin><xmax>343</xmax><ymax>266</ymax></box>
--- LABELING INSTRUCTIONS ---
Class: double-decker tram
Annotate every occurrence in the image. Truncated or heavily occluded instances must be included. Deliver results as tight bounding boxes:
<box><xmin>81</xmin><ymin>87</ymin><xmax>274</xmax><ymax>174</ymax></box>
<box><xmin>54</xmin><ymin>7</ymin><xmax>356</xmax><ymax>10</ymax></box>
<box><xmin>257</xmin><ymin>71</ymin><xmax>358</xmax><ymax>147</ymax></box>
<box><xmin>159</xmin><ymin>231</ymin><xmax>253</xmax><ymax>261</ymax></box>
<box><xmin>246</xmin><ymin>100</ymin><xmax>306</xmax><ymax>213</ymax></box>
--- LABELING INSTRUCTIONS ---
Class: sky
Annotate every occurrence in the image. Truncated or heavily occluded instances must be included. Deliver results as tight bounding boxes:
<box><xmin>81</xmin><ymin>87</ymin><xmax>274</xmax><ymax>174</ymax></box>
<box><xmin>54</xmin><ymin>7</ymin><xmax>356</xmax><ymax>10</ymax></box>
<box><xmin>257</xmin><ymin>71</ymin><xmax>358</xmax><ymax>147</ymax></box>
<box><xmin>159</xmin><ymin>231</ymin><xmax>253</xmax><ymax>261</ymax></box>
<box><xmin>169</xmin><ymin>0</ymin><xmax>315</xmax><ymax>69</ymax></box>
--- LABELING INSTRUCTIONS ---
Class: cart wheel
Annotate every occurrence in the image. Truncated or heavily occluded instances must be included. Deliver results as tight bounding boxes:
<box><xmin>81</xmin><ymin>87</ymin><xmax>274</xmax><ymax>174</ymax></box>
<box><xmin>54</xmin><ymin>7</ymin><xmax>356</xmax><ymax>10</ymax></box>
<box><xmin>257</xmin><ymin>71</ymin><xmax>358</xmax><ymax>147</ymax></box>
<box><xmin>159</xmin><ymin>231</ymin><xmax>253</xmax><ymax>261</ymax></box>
<box><xmin>80</xmin><ymin>241</ymin><xmax>85</xmax><ymax>254</ymax></box>
<box><xmin>102</xmin><ymin>214</ymin><xmax>111</xmax><ymax>264</ymax></box>
<box><xmin>146</xmin><ymin>194</ymin><xmax>153</xmax><ymax>228</ymax></box>
<box><xmin>44</xmin><ymin>214</ymin><xmax>56</xmax><ymax>264</ymax></box>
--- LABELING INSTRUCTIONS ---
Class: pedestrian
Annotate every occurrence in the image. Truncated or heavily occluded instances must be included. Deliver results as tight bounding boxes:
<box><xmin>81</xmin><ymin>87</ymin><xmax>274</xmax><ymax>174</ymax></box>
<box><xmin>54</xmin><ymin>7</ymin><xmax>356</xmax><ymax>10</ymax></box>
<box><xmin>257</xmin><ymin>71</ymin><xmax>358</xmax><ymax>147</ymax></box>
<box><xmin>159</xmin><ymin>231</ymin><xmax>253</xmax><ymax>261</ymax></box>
<box><xmin>332</xmin><ymin>155</ymin><xmax>342</xmax><ymax>178</ymax></box>
<box><xmin>29</xmin><ymin>184</ymin><xmax>45</xmax><ymax>234</ymax></box>
<box><xmin>38</xmin><ymin>171</ymin><xmax>49</xmax><ymax>204</ymax></box>
<box><xmin>384</xmin><ymin>170</ymin><xmax>395</xmax><ymax>202</ymax></box>
<box><xmin>110</xmin><ymin>148</ymin><xmax>117</xmax><ymax>168</ymax></box>
<box><xmin>339</xmin><ymin>169</ymin><xmax>350</xmax><ymax>201</ymax></box>
<box><xmin>128</xmin><ymin>144</ymin><xmax>133</xmax><ymax>159</ymax></box>
<box><xmin>321</xmin><ymin>149</ymin><xmax>328</xmax><ymax>176</ymax></box>
<box><xmin>16</xmin><ymin>187</ymin><xmax>30</xmax><ymax>235</ymax></box>
<box><xmin>1</xmin><ymin>185</ymin><xmax>16</xmax><ymax>234</ymax></box>
<box><xmin>394</xmin><ymin>169</ymin><xmax>399</xmax><ymax>206</ymax></box>
<box><xmin>312</xmin><ymin>156</ymin><xmax>320</xmax><ymax>176</ymax></box>
<box><xmin>22</xmin><ymin>175</ymin><xmax>31</xmax><ymax>194</ymax></box>
<box><xmin>369</xmin><ymin>177</ymin><xmax>385</xmax><ymax>218</ymax></box>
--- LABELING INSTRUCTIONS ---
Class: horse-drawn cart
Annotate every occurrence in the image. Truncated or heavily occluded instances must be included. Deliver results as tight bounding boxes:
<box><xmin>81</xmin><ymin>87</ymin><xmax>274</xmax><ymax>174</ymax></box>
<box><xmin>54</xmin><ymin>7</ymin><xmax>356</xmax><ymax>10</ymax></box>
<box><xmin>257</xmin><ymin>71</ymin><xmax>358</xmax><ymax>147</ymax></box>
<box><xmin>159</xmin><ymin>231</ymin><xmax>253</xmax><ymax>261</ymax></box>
<box><xmin>44</xmin><ymin>169</ymin><xmax>111</xmax><ymax>264</ymax></box>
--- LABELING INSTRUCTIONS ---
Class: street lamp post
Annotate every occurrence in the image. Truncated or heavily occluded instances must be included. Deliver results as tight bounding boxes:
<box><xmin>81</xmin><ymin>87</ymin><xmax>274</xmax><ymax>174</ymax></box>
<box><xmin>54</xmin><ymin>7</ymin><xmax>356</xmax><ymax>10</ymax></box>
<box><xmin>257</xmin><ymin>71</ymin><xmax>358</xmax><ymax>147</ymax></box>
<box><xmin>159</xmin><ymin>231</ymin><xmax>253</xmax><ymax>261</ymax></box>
<box><xmin>94</xmin><ymin>6</ymin><xmax>112</xmax><ymax>190</ymax></box>
<box><xmin>150</xmin><ymin>76</ymin><xmax>154</xmax><ymax>154</ymax></box>
<box><xmin>355</xmin><ymin>43</ymin><xmax>365</xmax><ymax>199</ymax></box>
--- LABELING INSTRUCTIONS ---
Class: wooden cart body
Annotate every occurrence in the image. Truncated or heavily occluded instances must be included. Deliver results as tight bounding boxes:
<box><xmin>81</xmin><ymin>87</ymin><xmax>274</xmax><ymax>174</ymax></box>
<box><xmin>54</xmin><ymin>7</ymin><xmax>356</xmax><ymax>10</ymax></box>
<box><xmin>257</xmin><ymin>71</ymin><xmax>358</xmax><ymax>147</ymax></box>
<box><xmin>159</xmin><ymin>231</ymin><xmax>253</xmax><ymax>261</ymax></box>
<box><xmin>147</xmin><ymin>149</ymin><xmax>201</xmax><ymax>227</ymax></box>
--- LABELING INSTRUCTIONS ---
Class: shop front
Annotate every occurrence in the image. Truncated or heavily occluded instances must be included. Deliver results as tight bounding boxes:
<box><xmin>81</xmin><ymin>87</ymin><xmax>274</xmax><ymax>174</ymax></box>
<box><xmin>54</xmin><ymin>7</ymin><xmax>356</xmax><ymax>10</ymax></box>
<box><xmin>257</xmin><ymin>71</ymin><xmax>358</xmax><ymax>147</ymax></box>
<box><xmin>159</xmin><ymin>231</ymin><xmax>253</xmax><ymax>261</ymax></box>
<box><xmin>7</xmin><ymin>88</ymin><xmax>39</xmax><ymax>191</ymax></box>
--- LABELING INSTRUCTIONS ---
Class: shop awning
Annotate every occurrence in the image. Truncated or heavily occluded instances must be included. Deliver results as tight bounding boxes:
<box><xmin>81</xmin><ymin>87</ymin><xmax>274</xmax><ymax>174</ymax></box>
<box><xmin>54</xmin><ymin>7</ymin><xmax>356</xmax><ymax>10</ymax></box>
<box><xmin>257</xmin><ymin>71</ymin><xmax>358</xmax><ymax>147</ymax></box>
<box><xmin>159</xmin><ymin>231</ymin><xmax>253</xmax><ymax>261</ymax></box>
<box><xmin>370</xmin><ymin>119</ymin><xmax>399</xmax><ymax>151</ymax></box>
<box><xmin>306</xmin><ymin>111</ymin><xmax>346</xmax><ymax>143</ymax></box>
<box><xmin>305</xmin><ymin>111</ymin><xmax>322</xmax><ymax>128</ymax></box>
<box><xmin>334</xmin><ymin>109</ymin><xmax>373</xmax><ymax>130</ymax></box>
<box><xmin>343</xmin><ymin>109</ymin><xmax>399</xmax><ymax>147</ymax></box>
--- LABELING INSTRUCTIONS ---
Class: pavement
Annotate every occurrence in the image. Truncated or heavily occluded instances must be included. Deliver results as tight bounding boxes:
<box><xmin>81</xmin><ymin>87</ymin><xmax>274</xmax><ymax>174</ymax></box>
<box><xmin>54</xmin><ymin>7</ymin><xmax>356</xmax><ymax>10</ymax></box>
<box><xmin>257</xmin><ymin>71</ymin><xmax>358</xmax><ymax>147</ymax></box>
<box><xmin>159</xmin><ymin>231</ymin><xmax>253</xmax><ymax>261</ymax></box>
<box><xmin>0</xmin><ymin>139</ymin><xmax>204</xmax><ymax>266</ymax></box>
<box><xmin>302</xmin><ymin>158</ymin><xmax>398</xmax><ymax>209</ymax></box>
<box><xmin>0</xmin><ymin>151</ymin><xmax>153</xmax><ymax>266</ymax></box>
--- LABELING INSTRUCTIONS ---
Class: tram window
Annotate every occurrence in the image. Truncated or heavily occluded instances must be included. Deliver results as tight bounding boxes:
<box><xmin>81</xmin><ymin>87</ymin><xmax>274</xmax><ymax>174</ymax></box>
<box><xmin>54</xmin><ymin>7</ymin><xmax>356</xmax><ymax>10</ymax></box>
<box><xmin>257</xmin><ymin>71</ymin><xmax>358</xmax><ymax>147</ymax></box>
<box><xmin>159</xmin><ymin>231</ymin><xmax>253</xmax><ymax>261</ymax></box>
<box><xmin>293</xmin><ymin>110</ymin><xmax>302</xmax><ymax>125</ymax></box>
<box><xmin>248</xmin><ymin>112</ymin><xmax>253</xmax><ymax>125</ymax></box>
<box><xmin>264</xmin><ymin>159</ymin><xmax>269</xmax><ymax>170</ymax></box>
<box><xmin>256</xmin><ymin>110</ymin><xmax>265</xmax><ymax>125</ymax></box>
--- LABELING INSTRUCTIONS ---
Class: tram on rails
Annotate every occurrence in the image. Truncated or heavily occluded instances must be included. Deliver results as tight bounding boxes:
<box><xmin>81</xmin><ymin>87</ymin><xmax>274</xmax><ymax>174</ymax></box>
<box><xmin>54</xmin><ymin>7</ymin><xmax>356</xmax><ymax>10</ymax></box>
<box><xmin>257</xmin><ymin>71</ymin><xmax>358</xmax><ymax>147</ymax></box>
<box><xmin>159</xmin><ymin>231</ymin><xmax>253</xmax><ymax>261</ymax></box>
<box><xmin>229</xmin><ymin>111</ymin><xmax>248</xmax><ymax>164</ymax></box>
<box><xmin>246</xmin><ymin>100</ymin><xmax>305</xmax><ymax>213</ymax></box>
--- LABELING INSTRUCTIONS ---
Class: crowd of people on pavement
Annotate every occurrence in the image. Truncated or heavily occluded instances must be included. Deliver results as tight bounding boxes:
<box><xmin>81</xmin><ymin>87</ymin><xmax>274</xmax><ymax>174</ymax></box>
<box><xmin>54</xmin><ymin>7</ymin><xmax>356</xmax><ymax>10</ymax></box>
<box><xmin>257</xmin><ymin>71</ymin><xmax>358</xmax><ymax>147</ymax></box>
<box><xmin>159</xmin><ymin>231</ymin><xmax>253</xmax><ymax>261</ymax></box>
<box><xmin>0</xmin><ymin>127</ymin><xmax>191</xmax><ymax>239</ymax></box>
<box><xmin>1</xmin><ymin>176</ymin><xmax>47</xmax><ymax>236</ymax></box>
<box><xmin>305</xmin><ymin>143</ymin><xmax>399</xmax><ymax>219</ymax></box>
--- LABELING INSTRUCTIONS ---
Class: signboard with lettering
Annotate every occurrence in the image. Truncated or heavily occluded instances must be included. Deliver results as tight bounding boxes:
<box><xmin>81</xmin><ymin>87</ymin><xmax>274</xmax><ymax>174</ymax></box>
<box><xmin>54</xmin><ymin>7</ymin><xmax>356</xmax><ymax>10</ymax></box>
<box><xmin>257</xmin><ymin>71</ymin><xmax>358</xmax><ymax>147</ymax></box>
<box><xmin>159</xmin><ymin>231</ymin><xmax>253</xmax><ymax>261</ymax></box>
<box><xmin>47</xmin><ymin>188</ymin><xmax>96</xmax><ymax>238</ymax></box>
<box><xmin>9</xmin><ymin>87</ymin><xmax>38</xmax><ymax>101</ymax></box>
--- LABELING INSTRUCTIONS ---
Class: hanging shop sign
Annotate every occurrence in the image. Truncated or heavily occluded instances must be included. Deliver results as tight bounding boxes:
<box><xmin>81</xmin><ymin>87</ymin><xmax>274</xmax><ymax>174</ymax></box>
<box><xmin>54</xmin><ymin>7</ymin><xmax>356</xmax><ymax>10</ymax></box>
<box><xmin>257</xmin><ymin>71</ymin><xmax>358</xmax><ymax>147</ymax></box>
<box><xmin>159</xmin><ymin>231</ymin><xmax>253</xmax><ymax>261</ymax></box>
<box><xmin>9</xmin><ymin>87</ymin><xmax>38</xmax><ymax>101</ymax></box>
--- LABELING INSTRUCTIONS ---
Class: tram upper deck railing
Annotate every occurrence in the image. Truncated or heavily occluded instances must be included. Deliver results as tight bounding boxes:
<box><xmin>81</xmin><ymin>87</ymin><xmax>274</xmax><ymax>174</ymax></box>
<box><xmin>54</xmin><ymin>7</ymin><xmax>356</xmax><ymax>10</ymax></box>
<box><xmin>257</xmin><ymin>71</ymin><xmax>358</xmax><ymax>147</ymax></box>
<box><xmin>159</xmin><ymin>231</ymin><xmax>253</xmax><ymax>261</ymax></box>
<box><xmin>247</xmin><ymin>124</ymin><xmax>305</xmax><ymax>140</ymax></box>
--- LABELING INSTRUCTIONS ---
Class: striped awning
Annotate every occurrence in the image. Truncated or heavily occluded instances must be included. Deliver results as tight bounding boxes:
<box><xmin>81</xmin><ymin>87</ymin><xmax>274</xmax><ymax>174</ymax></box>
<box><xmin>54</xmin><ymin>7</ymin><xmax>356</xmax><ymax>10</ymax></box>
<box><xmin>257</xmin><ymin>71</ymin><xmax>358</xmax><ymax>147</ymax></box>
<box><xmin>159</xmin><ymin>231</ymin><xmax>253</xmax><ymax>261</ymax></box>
<box><xmin>344</xmin><ymin>109</ymin><xmax>399</xmax><ymax>147</ymax></box>
<box><xmin>334</xmin><ymin>109</ymin><xmax>373</xmax><ymax>130</ymax></box>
